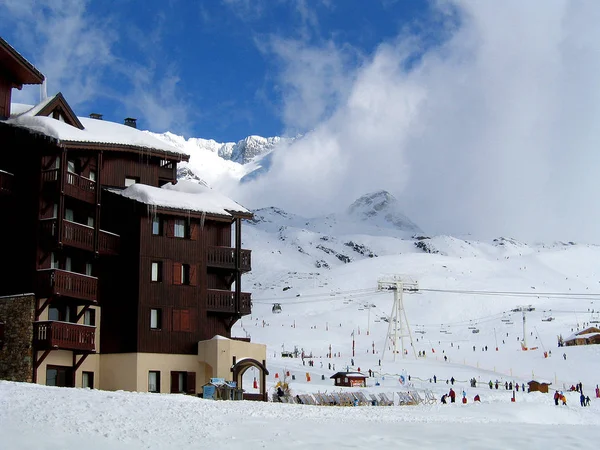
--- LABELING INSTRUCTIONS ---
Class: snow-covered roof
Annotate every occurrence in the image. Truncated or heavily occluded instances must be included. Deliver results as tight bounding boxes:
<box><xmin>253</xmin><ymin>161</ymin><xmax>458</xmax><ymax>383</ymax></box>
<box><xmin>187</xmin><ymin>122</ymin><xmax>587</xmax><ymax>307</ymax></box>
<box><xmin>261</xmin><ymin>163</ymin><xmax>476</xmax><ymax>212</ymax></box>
<box><xmin>211</xmin><ymin>335</ymin><xmax>230</xmax><ymax>340</ymax></box>
<box><xmin>4</xmin><ymin>101</ymin><xmax>187</xmax><ymax>158</ymax></box>
<box><xmin>330</xmin><ymin>372</ymin><xmax>368</xmax><ymax>378</ymax></box>
<box><xmin>565</xmin><ymin>332</ymin><xmax>600</xmax><ymax>342</ymax></box>
<box><xmin>109</xmin><ymin>180</ymin><xmax>251</xmax><ymax>218</ymax></box>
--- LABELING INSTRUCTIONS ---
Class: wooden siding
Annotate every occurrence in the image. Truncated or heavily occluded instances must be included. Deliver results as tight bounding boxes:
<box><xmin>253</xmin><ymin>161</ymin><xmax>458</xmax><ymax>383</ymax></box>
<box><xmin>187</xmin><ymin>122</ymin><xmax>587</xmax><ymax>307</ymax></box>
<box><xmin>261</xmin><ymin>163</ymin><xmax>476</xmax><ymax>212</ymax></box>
<box><xmin>101</xmin><ymin>153</ymin><xmax>163</xmax><ymax>188</ymax></box>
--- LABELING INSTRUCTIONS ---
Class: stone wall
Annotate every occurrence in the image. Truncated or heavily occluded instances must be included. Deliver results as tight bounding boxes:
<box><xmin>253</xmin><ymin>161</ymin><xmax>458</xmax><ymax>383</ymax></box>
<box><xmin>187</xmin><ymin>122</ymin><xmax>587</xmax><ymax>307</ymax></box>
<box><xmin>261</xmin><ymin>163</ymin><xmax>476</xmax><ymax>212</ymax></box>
<box><xmin>0</xmin><ymin>294</ymin><xmax>34</xmax><ymax>382</ymax></box>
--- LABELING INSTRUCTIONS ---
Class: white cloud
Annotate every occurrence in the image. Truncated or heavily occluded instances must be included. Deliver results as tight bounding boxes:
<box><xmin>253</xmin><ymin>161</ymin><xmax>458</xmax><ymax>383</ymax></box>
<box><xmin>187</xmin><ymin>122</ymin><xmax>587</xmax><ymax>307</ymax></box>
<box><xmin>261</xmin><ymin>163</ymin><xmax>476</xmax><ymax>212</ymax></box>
<box><xmin>238</xmin><ymin>0</ymin><xmax>600</xmax><ymax>243</ymax></box>
<box><xmin>0</xmin><ymin>0</ymin><xmax>191</xmax><ymax>133</ymax></box>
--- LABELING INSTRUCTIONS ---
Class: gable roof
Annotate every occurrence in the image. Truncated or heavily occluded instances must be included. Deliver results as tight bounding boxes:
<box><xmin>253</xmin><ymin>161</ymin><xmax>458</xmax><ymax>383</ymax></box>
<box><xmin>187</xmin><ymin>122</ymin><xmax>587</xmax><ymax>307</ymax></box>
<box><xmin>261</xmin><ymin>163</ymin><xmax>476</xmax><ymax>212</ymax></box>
<box><xmin>330</xmin><ymin>372</ymin><xmax>367</xmax><ymax>379</ymax></box>
<box><xmin>31</xmin><ymin>92</ymin><xmax>84</xmax><ymax>129</ymax></box>
<box><xmin>0</xmin><ymin>37</ymin><xmax>44</xmax><ymax>87</ymax></box>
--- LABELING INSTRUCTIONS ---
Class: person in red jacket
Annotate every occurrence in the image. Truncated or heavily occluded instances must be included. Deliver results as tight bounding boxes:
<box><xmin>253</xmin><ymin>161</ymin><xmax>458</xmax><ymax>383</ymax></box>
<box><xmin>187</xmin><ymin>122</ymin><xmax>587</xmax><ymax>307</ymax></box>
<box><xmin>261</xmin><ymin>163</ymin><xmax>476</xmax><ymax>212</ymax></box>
<box><xmin>449</xmin><ymin>388</ymin><xmax>456</xmax><ymax>403</ymax></box>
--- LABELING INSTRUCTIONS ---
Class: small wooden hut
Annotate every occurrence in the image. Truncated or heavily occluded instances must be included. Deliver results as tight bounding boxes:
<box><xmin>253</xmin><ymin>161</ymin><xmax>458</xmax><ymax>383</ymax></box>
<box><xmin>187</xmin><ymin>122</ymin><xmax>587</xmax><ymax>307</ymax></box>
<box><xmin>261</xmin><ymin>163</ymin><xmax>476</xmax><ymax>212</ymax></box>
<box><xmin>330</xmin><ymin>371</ymin><xmax>368</xmax><ymax>388</ymax></box>
<box><xmin>201</xmin><ymin>378</ymin><xmax>244</xmax><ymax>400</ymax></box>
<box><xmin>564</xmin><ymin>327</ymin><xmax>600</xmax><ymax>346</ymax></box>
<box><xmin>527</xmin><ymin>380</ymin><xmax>551</xmax><ymax>394</ymax></box>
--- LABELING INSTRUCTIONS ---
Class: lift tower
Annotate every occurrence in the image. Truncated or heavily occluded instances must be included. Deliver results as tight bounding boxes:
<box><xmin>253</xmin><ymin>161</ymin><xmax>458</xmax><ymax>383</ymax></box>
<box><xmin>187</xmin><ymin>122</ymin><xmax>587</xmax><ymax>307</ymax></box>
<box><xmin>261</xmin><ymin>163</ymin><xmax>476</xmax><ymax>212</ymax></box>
<box><xmin>378</xmin><ymin>275</ymin><xmax>419</xmax><ymax>361</ymax></box>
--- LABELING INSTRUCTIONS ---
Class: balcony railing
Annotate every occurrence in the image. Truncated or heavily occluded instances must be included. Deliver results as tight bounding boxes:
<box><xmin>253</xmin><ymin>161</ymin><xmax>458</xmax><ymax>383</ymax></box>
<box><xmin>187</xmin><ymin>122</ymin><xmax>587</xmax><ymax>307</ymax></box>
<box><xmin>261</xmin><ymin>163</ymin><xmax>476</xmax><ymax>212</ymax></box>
<box><xmin>99</xmin><ymin>230</ymin><xmax>120</xmax><ymax>255</ymax></box>
<box><xmin>39</xmin><ymin>219</ymin><xmax>119</xmax><ymax>255</ymax></box>
<box><xmin>207</xmin><ymin>247</ymin><xmax>252</xmax><ymax>272</ymax></box>
<box><xmin>207</xmin><ymin>289</ymin><xmax>251</xmax><ymax>315</ymax></box>
<box><xmin>0</xmin><ymin>170</ymin><xmax>14</xmax><ymax>194</ymax></box>
<box><xmin>36</xmin><ymin>269</ymin><xmax>98</xmax><ymax>303</ymax></box>
<box><xmin>65</xmin><ymin>172</ymin><xmax>96</xmax><ymax>203</ymax></box>
<box><xmin>40</xmin><ymin>169</ymin><xmax>96</xmax><ymax>203</ymax></box>
<box><xmin>33</xmin><ymin>321</ymin><xmax>96</xmax><ymax>352</ymax></box>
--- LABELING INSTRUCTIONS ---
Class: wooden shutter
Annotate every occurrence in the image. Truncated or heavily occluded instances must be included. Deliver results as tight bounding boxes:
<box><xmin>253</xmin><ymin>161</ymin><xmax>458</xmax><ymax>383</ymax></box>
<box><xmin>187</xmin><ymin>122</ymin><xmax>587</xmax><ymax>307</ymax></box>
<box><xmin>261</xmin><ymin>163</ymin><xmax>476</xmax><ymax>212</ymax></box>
<box><xmin>170</xmin><ymin>371</ymin><xmax>179</xmax><ymax>393</ymax></box>
<box><xmin>173</xmin><ymin>309</ymin><xmax>181</xmax><ymax>332</ymax></box>
<box><xmin>165</xmin><ymin>219</ymin><xmax>174</xmax><ymax>238</ymax></box>
<box><xmin>190</xmin><ymin>222</ymin><xmax>198</xmax><ymax>241</ymax></box>
<box><xmin>187</xmin><ymin>372</ymin><xmax>196</xmax><ymax>395</ymax></box>
<box><xmin>173</xmin><ymin>262</ymin><xmax>182</xmax><ymax>285</ymax></box>
<box><xmin>189</xmin><ymin>264</ymin><xmax>197</xmax><ymax>286</ymax></box>
<box><xmin>181</xmin><ymin>309</ymin><xmax>190</xmax><ymax>332</ymax></box>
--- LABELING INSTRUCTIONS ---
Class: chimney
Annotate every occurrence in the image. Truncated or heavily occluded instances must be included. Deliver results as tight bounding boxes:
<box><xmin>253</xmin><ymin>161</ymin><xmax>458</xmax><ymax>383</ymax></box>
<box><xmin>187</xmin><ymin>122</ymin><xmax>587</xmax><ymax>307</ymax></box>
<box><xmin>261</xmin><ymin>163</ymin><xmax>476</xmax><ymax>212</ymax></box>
<box><xmin>89</xmin><ymin>113</ymin><xmax>103</xmax><ymax>120</ymax></box>
<box><xmin>124</xmin><ymin>117</ymin><xmax>137</xmax><ymax>128</ymax></box>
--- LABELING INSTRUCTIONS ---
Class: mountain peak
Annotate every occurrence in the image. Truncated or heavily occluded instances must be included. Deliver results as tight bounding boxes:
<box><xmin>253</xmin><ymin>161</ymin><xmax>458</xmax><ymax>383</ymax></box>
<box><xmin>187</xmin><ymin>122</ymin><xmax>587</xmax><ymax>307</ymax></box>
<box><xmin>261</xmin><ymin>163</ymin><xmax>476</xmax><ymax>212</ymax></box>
<box><xmin>347</xmin><ymin>190</ymin><xmax>422</xmax><ymax>233</ymax></box>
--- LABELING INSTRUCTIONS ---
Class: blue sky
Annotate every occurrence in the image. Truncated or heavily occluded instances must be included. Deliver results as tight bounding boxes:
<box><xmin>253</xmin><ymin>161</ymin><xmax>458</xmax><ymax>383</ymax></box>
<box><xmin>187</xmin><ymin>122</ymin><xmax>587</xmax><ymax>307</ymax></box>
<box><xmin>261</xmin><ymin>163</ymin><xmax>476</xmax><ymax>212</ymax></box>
<box><xmin>1</xmin><ymin>0</ymin><xmax>438</xmax><ymax>142</ymax></box>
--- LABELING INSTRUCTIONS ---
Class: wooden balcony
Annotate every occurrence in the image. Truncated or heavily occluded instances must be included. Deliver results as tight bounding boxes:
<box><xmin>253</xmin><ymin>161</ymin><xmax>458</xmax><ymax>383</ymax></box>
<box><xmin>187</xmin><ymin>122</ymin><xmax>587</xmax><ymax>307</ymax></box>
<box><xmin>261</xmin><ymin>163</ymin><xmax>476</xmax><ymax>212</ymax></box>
<box><xmin>207</xmin><ymin>247</ymin><xmax>251</xmax><ymax>272</ymax></box>
<box><xmin>65</xmin><ymin>172</ymin><xmax>96</xmax><ymax>203</ymax></box>
<box><xmin>206</xmin><ymin>289</ymin><xmax>251</xmax><ymax>315</ymax></box>
<box><xmin>41</xmin><ymin>169</ymin><xmax>96</xmax><ymax>203</ymax></box>
<box><xmin>0</xmin><ymin>170</ymin><xmax>14</xmax><ymax>195</ymax></box>
<box><xmin>34</xmin><ymin>321</ymin><xmax>96</xmax><ymax>352</ymax></box>
<box><xmin>39</xmin><ymin>219</ymin><xmax>119</xmax><ymax>255</ymax></box>
<box><xmin>36</xmin><ymin>269</ymin><xmax>98</xmax><ymax>303</ymax></box>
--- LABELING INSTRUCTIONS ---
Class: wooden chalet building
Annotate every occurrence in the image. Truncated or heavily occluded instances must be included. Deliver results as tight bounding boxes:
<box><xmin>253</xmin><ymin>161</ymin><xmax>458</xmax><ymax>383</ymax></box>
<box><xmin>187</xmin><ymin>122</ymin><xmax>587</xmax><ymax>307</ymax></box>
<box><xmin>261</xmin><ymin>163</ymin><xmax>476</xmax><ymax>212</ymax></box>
<box><xmin>564</xmin><ymin>327</ymin><xmax>600</xmax><ymax>347</ymax></box>
<box><xmin>0</xmin><ymin>37</ymin><xmax>268</xmax><ymax>399</ymax></box>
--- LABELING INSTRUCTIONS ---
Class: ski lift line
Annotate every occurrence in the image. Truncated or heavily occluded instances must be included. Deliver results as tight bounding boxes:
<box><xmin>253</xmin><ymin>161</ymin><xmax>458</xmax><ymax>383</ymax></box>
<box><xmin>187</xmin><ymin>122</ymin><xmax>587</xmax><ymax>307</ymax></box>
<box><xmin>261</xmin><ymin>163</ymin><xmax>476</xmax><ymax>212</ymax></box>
<box><xmin>251</xmin><ymin>287</ymin><xmax>381</xmax><ymax>303</ymax></box>
<box><xmin>420</xmin><ymin>288</ymin><xmax>600</xmax><ymax>298</ymax></box>
<box><xmin>252</xmin><ymin>290</ymin><xmax>389</xmax><ymax>305</ymax></box>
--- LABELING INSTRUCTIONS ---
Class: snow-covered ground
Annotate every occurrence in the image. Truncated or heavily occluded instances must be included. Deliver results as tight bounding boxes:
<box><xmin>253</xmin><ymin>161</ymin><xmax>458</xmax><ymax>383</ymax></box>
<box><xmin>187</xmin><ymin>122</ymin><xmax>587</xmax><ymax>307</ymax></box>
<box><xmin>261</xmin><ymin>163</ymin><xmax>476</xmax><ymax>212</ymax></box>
<box><xmin>3</xmin><ymin>193</ymin><xmax>600</xmax><ymax>449</ymax></box>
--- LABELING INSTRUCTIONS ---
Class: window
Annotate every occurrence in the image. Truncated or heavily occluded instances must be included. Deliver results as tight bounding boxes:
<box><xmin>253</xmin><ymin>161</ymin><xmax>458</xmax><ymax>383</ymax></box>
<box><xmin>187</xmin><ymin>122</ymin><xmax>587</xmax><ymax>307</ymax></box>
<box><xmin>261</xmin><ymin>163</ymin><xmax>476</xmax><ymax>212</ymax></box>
<box><xmin>67</xmin><ymin>160</ymin><xmax>76</xmax><ymax>174</ymax></box>
<box><xmin>53</xmin><ymin>204</ymin><xmax>58</xmax><ymax>218</ymax></box>
<box><xmin>50</xmin><ymin>252</ymin><xmax>59</xmax><ymax>269</ymax></box>
<box><xmin>82</xmin><ymin>371</ymin><xmax>94</xmax><ymax>389</ymax></box>
<box><xmin>148</xmin><ymin>371</ymin><xmax>161</xmax><ymax>393</ymax></box>
<box><xmin>125</xmin><ymin>177</ymin><xmax>138</xmax><ymax>187</ymax></box>
<box><xmin>49</xmin><ymin>305</ymin><xmax>72</xmax><ymax>322</ymax></box>
<box><xmin>65</xmin><ymin>208</ymin><xmax>74</xmax><ymax>222</ymax></box>
<box><xmin>150</xmin><ymin>309</ymin><xmax>162</xmax><ymax>330</ymax></box>
<box><xmin>85</xmin><ymin>262</ymin><xmax>93</xmax><ymax>276</ymax></box>
<box><xmin>65</xmin><ymin>256</ymin><xmax>72</xmax><ymax>272</ymax></box>
<box><xmin>87</xmin><ymin>216</ymin><xmax>94</xmax><ymax>227</ymax></box>
<box><xmin>174</xmin><ymin>219</ymin><xmax>186</xmax><ymax>238</ymax></box>
<box><xmin>151</xmin><ymin>262</ymin><xmax>162</xmax><ymax>282</ymax></box>
<box><xmin>46</xmin><ymin>366</ymin><xmax>73</xmax><ymax>387</ymax></box>
<box><xmin>88</xmin><ymin>170</ymin><xmax>96</xmax><ymax>182</ymax></box>
<box><xmin>83</xmin><ymin>309</ymin><xmax>96</xmax><ymax>326</ymax></box>
<box><xmin>173</xmin><ymin>309</ymin><xmax>191</xmax><ymax>332</ymax></box>
<box><xmin>170</xmin><ymin>371</ymin><xmax>195</xmax><ymax>394</ymax></box>
<box><xmin>181</xmin><ymin>264</ymin><xmax>190</xmax><ymax>285</ymax></box>
<box><xmin>152</xmin><ymin>216</ymin><xmax>162</xmax><ymax>236</ymax></box>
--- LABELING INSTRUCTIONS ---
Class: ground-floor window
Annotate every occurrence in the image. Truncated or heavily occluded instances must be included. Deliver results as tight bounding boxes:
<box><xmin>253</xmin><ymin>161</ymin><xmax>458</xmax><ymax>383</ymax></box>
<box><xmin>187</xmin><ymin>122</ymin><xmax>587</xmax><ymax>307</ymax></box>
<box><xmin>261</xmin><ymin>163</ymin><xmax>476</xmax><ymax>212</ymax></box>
<box><xmin>148</xmin><ymin>371</ymin><xmax>161</xmax><ymax>393</ymax></box>
<box><xmin>170</xmin><ymin>371</ymin><xmax>196</xmax><ymax>394</ymax></box>
<box><xmin>46</xmin><ymin>365</ymin><xmax>73</xmax><ymax>387</ymax></box>
<box><xmin>82</xmin><ymin>371</ymin><xmax>94</xmax><ymax>389</ymax></box>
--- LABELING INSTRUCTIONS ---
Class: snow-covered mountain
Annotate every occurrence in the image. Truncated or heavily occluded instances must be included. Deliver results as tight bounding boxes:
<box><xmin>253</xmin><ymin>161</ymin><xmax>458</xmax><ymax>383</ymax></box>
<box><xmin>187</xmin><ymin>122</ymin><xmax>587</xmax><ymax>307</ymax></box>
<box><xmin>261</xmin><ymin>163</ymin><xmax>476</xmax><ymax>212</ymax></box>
<box><xmin>148</xmin><ymin>131</ymin><xmax>295</xmax><ymax>187</ymax></box>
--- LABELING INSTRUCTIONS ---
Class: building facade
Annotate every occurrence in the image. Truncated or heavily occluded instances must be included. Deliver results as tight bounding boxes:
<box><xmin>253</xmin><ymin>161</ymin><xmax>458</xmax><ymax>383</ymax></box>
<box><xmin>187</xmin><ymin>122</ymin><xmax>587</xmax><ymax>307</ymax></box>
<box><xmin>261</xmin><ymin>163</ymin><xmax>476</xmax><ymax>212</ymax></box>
<box><xmin>0</xmin><ymin>37</ymin><xmax>267</xmax><ymax>399</ymax></box>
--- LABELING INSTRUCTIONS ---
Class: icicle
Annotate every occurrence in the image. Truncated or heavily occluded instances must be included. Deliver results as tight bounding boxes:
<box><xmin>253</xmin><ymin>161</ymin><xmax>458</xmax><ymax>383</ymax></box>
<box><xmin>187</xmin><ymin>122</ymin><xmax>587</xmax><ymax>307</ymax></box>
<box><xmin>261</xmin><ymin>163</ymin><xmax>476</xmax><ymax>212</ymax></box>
<box><xmin>200</xmin><ymin>211</ymin><xmax>206</xmax><ymax>230</ymax></box>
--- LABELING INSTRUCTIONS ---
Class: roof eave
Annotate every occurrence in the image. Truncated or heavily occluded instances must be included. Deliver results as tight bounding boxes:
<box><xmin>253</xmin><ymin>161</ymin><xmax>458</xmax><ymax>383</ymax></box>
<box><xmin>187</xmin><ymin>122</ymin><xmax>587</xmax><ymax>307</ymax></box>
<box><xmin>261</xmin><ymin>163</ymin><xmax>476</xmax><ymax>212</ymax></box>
<box><xmin>63</xmin><ymin>141</ymin><xmax>189</xmax><ymax>161</ymax></box>
<box><xmin>0</xmin><ymin>37</ymin><xmax>45</xmax><ymax>85</ymax></box>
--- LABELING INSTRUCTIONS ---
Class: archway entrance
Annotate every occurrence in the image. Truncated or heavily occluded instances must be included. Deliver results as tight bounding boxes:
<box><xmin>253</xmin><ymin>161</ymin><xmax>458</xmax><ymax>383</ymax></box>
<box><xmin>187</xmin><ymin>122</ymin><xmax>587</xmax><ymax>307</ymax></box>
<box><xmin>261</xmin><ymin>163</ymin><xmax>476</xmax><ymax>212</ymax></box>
<box><xmin>231</xmin><ymin>358</ymin><xmax>269</xmax><ymax>401</ymax></box>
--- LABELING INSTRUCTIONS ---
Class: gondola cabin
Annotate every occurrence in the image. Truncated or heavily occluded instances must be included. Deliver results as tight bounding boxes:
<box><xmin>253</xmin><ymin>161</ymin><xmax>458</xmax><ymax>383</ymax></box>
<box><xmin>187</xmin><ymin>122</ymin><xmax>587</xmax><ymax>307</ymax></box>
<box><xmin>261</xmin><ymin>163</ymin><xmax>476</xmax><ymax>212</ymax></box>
<box><xmin>272</xmin><ymin>303</ymin><xmax>282</xmax><ymax>314</ymax></box>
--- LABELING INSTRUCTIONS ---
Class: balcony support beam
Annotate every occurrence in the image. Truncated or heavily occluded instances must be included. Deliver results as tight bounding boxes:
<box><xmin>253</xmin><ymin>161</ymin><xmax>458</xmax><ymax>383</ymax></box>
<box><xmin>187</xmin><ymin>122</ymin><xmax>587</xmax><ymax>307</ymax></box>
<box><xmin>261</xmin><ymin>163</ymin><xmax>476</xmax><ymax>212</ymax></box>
<box><xmin>72</xmin><ymin>352</ymin><xmax>90</xmax><ymax>387</ymax></box>
<box><xmin>32</xmin><ymin>349</ymin><xmax>52</xmax><ymax>383</ymax></box>
<box><xmin>75</xmin><ymin>305</ymin><xmax>90</xmax><ymax>323</ymax></box>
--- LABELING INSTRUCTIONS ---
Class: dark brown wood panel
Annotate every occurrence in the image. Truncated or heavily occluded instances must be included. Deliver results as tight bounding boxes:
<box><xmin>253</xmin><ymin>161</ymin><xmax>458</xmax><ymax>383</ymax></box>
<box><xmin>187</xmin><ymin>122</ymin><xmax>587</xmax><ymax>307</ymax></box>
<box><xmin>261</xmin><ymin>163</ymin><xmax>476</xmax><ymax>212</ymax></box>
<box><xmin>101</xmin><ymin>154</ymin><xmax>160</xmax><ymax>188</ymax></box>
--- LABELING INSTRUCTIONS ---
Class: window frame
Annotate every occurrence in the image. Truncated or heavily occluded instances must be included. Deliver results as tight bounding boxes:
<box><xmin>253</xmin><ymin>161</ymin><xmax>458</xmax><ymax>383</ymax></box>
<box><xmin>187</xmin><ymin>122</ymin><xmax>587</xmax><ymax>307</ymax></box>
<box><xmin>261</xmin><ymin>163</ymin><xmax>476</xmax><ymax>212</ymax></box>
<box><xmin>82</xmin><ymin>371</ymin><xmax>94</xmax><ymax>389</ymax></box>
<box><xmin>151</xmin><ymin>261</ymin><xmax>163</xmax><ymax>282</ymax></box>
<box><xmin>174</xmin><ymin>219</ymin><xmax>186</xmax><ymax>238</ymax></box>
<box><xmin>150</xmin><ymin>308</ymin><xmax>162</xmax><ymax>330</ymax></box>
<box><xmin>83</xmin><ymin>309</ymin><xmax>96</xmax><ymax>326</ymax></box>
<box><xmin>181</xmin><ymin>264</ymin><xmax>190</xmax><ymax>285</ymax></box>
<box><xmin>148</xmin><ymin>371</ymin><xmax>161</xmax><ymax>393</ymax></box>
<box><xmin>151</xmin><ymin>216</ymin><xmax>163</xmax><ymax>236</ymax></box>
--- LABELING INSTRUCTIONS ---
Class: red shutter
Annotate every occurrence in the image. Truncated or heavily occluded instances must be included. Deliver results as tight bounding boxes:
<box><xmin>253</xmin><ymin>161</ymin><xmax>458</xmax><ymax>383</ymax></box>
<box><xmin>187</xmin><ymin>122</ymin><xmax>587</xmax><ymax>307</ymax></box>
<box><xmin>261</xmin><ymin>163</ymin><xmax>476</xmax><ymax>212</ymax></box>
<box><xmin>170</xmin><ymin>371</ymin><xmax>179</xmax><ymax>393</ymax></box>
<box><xmin>165</xmin><ymin>219</ymin><xmax>174</xmax><ymax>238</ymax></box>
<box><xmin>187</xmin><ymin>372</ymin><xmax>196</xmax><ymax>395</ymax></box>
<box><xmin>190</xmin><ymin>222</ymin><xmax>198</xmax><ymax>241</ymax></box>
<box><xmin>173</xmin><ymin>262</ymin><xmax>182</xmax><ymax>285</ymax></box>
<box><xmin>189</xmin><ymin>264</ymin><xmax>197</xmax><ymax>286</ymax></box>
<box><xmin>181</xmin><ymin>309</ymin><xmax>190</xmax><ymax>332</ymax></box>
<box><xmin>173</xmin><ymin>309</ymin><xmax>181</xmax><ymax>332</ymax></box>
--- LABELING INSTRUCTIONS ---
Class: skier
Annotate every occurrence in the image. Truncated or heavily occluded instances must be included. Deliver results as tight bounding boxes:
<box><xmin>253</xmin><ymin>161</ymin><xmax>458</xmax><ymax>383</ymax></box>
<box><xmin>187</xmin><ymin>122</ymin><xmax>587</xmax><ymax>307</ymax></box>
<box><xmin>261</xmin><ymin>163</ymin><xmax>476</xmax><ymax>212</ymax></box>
<box><xmin>449</xmin><ymin>388</ymin><xmax>456</xmax><ymax>403</ymax></box>
<box><xmin>451</xmin><ymin>377</ymin><xmax>455</xmax><ymax>385</ymax></box>
<box><xmin>581</xmin><ymin>393</ymin><xmax>586</xmax><ymax>407</ymax></box>
<box><xmin>554</xmin><ymin>391</ymin><xmax>559</xmax><ymax>406</ymax></box>
<box><xmin>489</xmin><ymin>380</ymin><xmax>493</xmax><ymax>389</ymax></box>
<box><xmin>434</xmin><ymin>375</ymin><xmax>437</xmax><ymax>383</ymax></box>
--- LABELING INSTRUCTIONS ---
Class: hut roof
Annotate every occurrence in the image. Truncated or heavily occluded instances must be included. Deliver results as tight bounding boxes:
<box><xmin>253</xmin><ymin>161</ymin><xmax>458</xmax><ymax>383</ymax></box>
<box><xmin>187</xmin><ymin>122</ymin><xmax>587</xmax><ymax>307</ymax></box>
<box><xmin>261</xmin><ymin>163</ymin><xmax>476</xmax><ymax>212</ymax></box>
<box><xmin>330</xmin><ymin>371</ymin><xmax>367</xmax><ymax>379</ymax></box>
